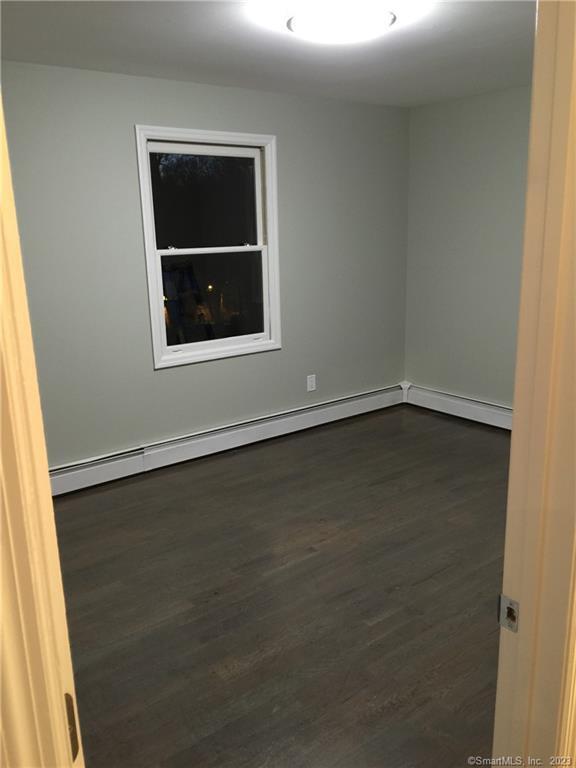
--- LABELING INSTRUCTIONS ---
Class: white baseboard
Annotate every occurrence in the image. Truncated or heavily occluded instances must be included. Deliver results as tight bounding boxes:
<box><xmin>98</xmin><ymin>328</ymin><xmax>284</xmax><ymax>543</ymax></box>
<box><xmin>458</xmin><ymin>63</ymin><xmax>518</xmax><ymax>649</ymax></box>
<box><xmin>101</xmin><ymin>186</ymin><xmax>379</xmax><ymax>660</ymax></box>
<box><xmin>50</xmin><ymin>385</ymin><xmax>403</xmax><ymax>496</ymax></box>
<box><xmin>405</xmin><ymin>383</ymin><xmax>513</xmax><ymax>430</ymax></box>
<box><xmin>51</xmin><ymin>451</ymin><xmax>146</xmax><ymax>496</ymax></box>
<box><xmin>50</xmin><ymin>383</ymin><xmax>514</xmax><ymax>496</ymax></box>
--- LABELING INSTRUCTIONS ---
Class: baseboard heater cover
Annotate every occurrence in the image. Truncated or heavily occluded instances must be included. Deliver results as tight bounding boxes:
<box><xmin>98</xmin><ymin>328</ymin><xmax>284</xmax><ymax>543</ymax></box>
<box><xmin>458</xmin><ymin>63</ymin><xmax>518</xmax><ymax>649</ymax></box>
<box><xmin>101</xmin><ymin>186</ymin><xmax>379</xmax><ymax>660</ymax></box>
<box><xmin>405</xmin><ymin>384</ymin><xmax>513</xmax><ymax>430</ymax></box>
<box><xmin>50</xmin><ymin>383</ymin><xmax>513</xmax><ymax>496</ymax></box>
<box><xmin>50</xmin><ymin>385</ymin><xmax>403</xmax><ymax>495</ymax></box>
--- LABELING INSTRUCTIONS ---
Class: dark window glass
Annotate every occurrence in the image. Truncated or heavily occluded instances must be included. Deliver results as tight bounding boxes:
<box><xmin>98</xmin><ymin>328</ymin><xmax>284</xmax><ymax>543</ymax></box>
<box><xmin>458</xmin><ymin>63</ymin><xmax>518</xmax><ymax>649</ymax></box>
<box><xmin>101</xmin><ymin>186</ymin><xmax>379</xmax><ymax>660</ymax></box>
<box><xmin>150</xmin><ymin>152</ymin><xmax>258</xmax><ymax>249</ymax></box>
<box><xmin>161</xmin><ymin>251</ymin><xmax>263</xmax><ymax>346</ymax></box>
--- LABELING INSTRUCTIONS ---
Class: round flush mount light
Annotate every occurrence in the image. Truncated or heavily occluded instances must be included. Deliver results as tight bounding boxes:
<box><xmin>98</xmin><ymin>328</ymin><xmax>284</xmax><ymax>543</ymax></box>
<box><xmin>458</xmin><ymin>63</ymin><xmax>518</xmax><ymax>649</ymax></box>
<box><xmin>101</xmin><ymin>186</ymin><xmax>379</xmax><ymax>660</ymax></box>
<box><xmin>285</xmin><ymin>6</ymin><xmax>397</xmax><ymax>44</ymax></box>
<box><xmin>246</xmin><ymin>0</ymin><xmax>435</xmax><ymax>45</ymax></box>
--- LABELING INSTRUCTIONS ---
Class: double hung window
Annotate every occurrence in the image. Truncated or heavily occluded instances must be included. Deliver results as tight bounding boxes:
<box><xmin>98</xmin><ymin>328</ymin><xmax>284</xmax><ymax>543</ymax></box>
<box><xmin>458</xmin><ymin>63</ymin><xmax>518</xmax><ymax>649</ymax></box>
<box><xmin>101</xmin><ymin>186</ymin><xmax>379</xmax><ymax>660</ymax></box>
<box><xmin>136</xmin><ymin>126</ymin><xmax>281</xmax><ymax>367</ymax></box>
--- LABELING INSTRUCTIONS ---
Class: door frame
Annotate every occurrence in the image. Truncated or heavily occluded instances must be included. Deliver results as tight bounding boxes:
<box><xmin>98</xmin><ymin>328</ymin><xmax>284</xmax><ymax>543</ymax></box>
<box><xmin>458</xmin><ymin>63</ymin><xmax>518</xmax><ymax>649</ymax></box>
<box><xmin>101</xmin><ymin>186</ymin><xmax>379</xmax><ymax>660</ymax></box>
<box><xmin>1</xmin><ymin>97</ymin><xmax>84</xmax><ymax>766</ymax></box>
<box><xmin>492</xmin><ymin>0</ymin><xmax>576</xmax><ymax>760</ymax></box>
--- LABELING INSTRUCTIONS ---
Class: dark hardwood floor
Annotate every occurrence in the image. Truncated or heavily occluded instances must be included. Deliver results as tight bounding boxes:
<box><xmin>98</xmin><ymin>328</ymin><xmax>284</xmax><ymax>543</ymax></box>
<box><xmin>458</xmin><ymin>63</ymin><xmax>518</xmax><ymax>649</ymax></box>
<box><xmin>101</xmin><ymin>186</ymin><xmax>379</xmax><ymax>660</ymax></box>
<box><xmin>54</xmin><ymin>405</ymin><xmax>510</xmax><ymax>768</ymax></box>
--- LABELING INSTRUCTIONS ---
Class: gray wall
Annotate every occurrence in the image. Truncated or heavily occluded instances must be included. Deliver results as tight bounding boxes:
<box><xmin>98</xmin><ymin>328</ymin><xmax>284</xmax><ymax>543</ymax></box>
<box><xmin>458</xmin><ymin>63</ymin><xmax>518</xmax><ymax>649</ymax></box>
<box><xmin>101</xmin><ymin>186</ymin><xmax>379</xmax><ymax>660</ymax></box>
<box><xmin>405</xmin><ymin>86</ymin><xmax>531</xmax><ymax>406</ymax></box>
<box><xmin>3</xmin><ymin>61</ymin><xmax>408</xmax><ymax>467</ymax></box>
<box><xmin>3</xmin><ymin>63</ymin><xmax>531</xmax><ymax>467</ymax></box>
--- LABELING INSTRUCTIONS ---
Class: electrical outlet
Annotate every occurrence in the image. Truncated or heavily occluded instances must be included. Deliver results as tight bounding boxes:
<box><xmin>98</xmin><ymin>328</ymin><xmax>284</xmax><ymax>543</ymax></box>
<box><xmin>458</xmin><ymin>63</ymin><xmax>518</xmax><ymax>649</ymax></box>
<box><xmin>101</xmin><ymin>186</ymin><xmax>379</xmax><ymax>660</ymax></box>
<box><xmin>307</xmin><ymin>374</ymin><xmax>317</xmax><ymax>392</ymax></box>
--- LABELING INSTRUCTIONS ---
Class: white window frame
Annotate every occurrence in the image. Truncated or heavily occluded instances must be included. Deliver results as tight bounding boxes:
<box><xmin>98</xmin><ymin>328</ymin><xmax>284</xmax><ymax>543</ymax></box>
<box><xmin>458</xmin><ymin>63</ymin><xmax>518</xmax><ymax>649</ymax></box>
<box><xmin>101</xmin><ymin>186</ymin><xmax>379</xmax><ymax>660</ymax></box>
<box><xmin>135</xmin><ymin>125</ymin><xmax>281</xmax><ymax>368</ymax></box>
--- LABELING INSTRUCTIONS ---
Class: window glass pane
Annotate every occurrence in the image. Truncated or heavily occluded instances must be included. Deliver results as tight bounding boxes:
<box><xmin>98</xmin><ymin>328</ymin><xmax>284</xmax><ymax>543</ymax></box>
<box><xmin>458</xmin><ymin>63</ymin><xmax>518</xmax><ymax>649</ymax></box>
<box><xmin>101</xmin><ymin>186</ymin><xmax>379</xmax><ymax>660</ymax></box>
<box><xmin>161</xmin><ymin>251</ymin><xmax>264</xmax><ymax>346</ymax></box>
<box><xmin>150</xmin><ymin>152</ymin><xmax>258</xmax><ymax>249</ymax></box>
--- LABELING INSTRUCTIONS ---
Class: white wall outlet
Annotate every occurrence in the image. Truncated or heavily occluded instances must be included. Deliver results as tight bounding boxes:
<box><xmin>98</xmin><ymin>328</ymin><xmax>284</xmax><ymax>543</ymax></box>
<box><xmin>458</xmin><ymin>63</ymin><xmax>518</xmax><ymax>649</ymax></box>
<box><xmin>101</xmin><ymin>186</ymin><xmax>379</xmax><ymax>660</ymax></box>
<box><xmin>307</xmin><ymin>374</ymin><xmax>317</xmax><ymax>392</ymax></box>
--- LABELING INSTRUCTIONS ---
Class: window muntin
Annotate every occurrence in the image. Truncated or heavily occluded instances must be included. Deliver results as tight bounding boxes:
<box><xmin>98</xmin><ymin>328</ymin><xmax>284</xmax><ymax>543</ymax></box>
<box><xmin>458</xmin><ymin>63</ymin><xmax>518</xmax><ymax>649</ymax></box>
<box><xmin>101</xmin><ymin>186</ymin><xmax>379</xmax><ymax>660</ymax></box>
<box><xmin>136</xmin><ymin>127</ymin><xmax>280</xmax><ymax>368</ymax></box>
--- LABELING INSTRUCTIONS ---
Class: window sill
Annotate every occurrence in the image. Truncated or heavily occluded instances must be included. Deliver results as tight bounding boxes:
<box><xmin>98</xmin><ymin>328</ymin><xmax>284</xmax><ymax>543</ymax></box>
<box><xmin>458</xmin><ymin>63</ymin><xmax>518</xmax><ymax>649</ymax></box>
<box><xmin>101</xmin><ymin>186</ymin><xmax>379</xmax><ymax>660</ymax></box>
<box><xmin>154</xmin><ymin>339</ymin><xmax>282</xmax><ymax>369</ymax></box>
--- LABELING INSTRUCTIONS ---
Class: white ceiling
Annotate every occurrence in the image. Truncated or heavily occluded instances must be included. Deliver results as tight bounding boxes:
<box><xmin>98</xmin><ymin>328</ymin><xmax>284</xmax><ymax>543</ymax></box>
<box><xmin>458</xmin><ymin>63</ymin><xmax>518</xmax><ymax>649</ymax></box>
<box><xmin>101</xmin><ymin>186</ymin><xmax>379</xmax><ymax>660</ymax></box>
<box><xmin>1</xmin><ymin>1</ymin><xmax>535</xmax><ymax>106</ymax></box>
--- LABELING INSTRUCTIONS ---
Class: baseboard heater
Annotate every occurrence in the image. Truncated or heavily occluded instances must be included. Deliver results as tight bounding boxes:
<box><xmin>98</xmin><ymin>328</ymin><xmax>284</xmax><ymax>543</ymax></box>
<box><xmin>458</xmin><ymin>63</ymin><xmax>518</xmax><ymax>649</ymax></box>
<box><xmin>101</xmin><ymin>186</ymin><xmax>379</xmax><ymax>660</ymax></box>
<box><xmin>50</xmin><ymin>385</ymin><xmax>403</xmax><ymax>495</ymax></box>
<box><xmin>50</xmin><ymin>382</ymin><xmax>512</xmax><ymax>496</ymax></box>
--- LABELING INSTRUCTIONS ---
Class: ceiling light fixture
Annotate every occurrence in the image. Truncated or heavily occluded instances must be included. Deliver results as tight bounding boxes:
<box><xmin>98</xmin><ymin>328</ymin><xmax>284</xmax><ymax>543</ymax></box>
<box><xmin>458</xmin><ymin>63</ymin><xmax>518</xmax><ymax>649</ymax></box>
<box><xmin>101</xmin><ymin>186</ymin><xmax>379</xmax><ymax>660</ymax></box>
<box><xmin>285</xmin><ymin>5</ymin><xmax>396</xmax><ymax>44</ymax></box>
<box><xmin>246</xmin><ymin>0</ymin><xmax>436</xmax><ymax>45</ymax></box>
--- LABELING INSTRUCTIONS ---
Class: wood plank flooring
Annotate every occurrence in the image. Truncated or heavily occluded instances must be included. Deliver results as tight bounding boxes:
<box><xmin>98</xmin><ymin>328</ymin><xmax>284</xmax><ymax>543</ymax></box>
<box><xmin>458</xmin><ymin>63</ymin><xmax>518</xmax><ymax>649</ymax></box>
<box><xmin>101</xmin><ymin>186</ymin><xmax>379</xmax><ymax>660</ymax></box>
<box><xmin>54</xmin><ymin>405</ymin><xmax>510</xmax><ymax>768</ymax></box>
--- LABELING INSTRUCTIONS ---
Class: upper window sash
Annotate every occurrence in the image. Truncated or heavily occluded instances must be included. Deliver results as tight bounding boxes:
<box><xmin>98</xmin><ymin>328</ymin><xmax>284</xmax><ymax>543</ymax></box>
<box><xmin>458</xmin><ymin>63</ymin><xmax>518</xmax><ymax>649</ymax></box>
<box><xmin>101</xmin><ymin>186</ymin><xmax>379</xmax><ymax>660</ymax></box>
<box><xmin>147</xmin><ymin>141</ymin><xmax>264</xmax><ymax>251</ymax></box>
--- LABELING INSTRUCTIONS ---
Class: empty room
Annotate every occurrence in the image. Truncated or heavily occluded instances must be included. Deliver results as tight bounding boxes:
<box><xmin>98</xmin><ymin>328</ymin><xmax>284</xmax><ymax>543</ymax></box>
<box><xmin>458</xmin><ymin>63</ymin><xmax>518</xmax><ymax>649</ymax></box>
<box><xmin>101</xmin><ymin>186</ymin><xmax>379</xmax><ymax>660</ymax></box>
<box><xmin>5</xmin><ymin>1</ymin><xmax>574</xmax><ymax>766</ymax></box>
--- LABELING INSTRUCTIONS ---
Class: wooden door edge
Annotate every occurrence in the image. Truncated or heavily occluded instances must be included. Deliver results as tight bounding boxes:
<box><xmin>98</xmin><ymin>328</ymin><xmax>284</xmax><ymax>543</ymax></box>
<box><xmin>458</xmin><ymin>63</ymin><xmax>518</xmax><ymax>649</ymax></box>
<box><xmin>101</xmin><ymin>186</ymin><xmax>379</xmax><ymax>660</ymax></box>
<box><xmin>1</xmin><ymin>95</ymin><xmax>85</xmax><ymax>766</ymax></box>
<box><xmin>493</xmin><ymin>1</ymin><xmax>576</xmax><ymax>760</ymax></box>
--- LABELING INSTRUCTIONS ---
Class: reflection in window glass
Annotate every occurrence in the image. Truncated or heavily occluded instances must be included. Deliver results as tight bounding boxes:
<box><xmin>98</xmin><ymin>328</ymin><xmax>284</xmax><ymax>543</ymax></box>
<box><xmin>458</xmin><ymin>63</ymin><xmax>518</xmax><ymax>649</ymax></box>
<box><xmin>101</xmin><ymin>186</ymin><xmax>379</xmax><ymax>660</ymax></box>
<box><xmin>161</xmin><ymin>251</ymin><xmax>263</xmax><ymax>346</ymax></box>
<box><xmin>150</xmin><ymin>153</ymin><xmax>258</xmax><ymax>249</ymax></box>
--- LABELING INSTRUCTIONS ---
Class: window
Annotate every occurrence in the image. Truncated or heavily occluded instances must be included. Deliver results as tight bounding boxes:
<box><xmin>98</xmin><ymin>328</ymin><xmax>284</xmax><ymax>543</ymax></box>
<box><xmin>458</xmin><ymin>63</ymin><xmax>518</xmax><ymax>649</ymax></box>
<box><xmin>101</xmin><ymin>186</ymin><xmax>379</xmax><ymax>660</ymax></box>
<box><xmin>136</xmin><ymin>126</ymin><xmax>281</xmax><ymax>368</ymax></box>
